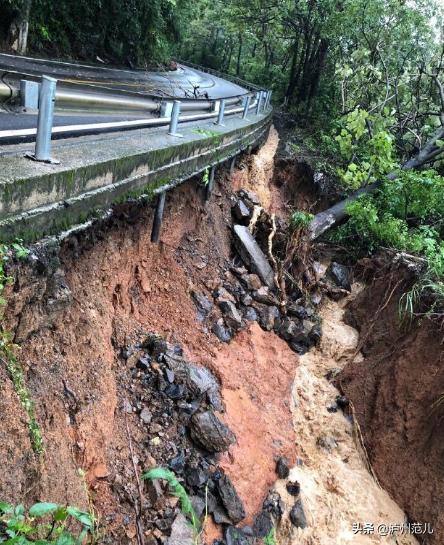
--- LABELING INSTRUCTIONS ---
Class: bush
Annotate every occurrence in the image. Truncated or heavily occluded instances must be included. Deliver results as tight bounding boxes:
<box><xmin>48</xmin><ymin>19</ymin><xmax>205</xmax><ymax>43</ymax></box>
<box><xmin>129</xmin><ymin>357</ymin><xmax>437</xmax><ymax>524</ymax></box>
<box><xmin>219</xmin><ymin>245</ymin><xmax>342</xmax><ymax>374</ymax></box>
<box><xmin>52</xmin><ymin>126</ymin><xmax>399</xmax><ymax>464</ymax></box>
<box><xmin>332</xmin><ymin>169</ymin><xmax>444</xmax><ymax>277</ymax></box>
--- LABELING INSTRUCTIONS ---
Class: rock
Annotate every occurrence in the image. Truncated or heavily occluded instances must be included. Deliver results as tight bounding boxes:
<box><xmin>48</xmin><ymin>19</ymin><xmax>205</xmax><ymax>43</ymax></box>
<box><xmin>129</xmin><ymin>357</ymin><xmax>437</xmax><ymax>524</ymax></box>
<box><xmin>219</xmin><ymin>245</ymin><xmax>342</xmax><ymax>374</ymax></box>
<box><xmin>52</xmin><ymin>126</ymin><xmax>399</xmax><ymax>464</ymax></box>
<box><xmin>233</xmin><ymin>225</ymin><xmax>274</xmax><ymax>288</ymax></box>
<box><xmin>289</xmin><ymin>499</ymin><xmax>307</xmax><ymax>529</ymax></box>
<box><xmin>287</xmin><ymin>303</ymin><xmax>308</xmax><ymax>319</ymax></box>
<box><xmin>186</xmin><ymin>466</ymin><xmax>209</xmax><ymax>488</ymax></box>
<box><xmin>311</xmin><ymin>290</ymin><xmax>322</xmax><ymax>306</ymax></box>
<box><xmin>190</xmin><ymin>496</ymin><xmax>206</xmax><ymax>519</ymax></box>
<box><xmin>214</xmin><ymin>287</ymin><xmax>236</xmax><ymax>304</ymax></box>
<box><xmin>232</xmin><ymin>200</ymin><xmax>252</xmax><ymax>224</ymax></box>
<box><xmin>276</xmin><ymin>456</ymin><xmax>290</xmax><ymax>479</ymax></box>
<box><xmin>191</xmin><ymin>291</ymin><xmax>214</xmax><ymax>321</ymax></box>
<box><xmin>164</xmin><ymin>368</ymin><xmax>175</xmax><ymax>383</ymax></box>
<box><xmin>240</xmin><ymin>273</ymin><xmax>262</xmax><ymax>291</ymax></box>
<box><xmin>252</xmin><ymin>286</ymin><xmax>278</xmax><ymax>305</ymax></box>
<box><xmin>189</xmin><ymin>411</ymin><xmax>236</xmax><ymax>452</ymax></box>
<box><xmin>169</xmin><ymin>453</ymin><xmax>185</xmax><ymax>473</ymax></box>
<box><xmin>212</xmin><ymin>319</ymin><xmax>232</xmax><ymax>343</ymax></box>
<box><xmin>253</xmin><ymin>510</ymin><xmax>273</xmax><ymax>538</ymax></box>
<box><xmin>225</xmin><ymin>526</ymin><xmax>253</xmax><ymax>545</ymax></box>
<box><xmin>278</xmin><ymin>318</ymin><xmax>302</xmax><ymax>341</ymax></box>
<box><xmin>316</xmin><ymin>435</ymin><xmax>338</xmax><ymax>451</ymax></box>
<box><xmin>167</xmin><ymin>513</ymin><xmax>194</xmax><ymax>545</ymax></box>
<box><xmin>144</xmin><ymin>535</ymin><xmax>158</xmax><ymax>545</ymax></box>
<box><xmin>309</xmin><ymin>322</ymin><xmax>321</xmax><ymax>344</ymax></box>
<box><xmin>136</xmin><ymin>355</ymin><xmax>151</xmax><ymax>371</ymax></box>
<box><xmin>187</xmin><ymin>364</ymin><xmax>223</xmax><ymax>411</ymax></box>
<box><xmin>219</xmin><ymin>300</ymin><xmax>243</xmax><ymax>331</ymax></box>
<box><xmin>164</xmin><ymin>383</ymin><xmax>186</xmax><ymax>400</ymax></box>
<box><xmin>326</xmin><ymin>403</ymin><xmax>338</xmax><ymax>413</ymax></box>
<box><xmin>122</xmin><ymin>399</ymin><xmax>133</xmax><ymax>414</ymax></box>
<box><xmin>288</xmin><ymin>341</ymin><xmax>309</xmax><ymax>355</ymax></box>
<box><xmin>263</xmin><ymin>491</ymin><xmax>284</xmax><ymax>520</ymax></box>
<box><xmin>243</xmin><ymin>306</ymin><xmax>258</xmax><ymax>321</ymax></box>
<box><xmin>258</xmin><ymin>305</ymin><xmax>280</xmax><ymax>331</ymax></box>
<box><xmin>336</xmin><ymin>395</ymin><xmax>349</xmax><ymax>409</ymax></box>
<box><xmin>216</xmin><ymin>473</ymin><xmax>246</xmax><ymax>524</ymax></box>
<box><xmin>241</xmin><ymin>293</ymin><xmax>253</xmax><ymax>306</ymax></box>
<box><xmin>231</xmin><ymin>266</ymin><xmax>248</xmax><ymax>277</ymax></box>
<box><xmin>238</xmin><ymin>189</ymin><xmax>260</xmax><ymax>206</ymax></box>
<box><xmin>286</xmin><ymin>481</ymin><xmax>300</xmax><ymax>496</ymax></box>
<box><xmin>140</xmin><ymin>407</ymin><xmax>152</xmax><ymax>424</ymax></box>
<box><xmin>147</xmin><ymin>479</ymin><xmax>164</xmax><ymax>507</ymax></box>
<box><xmin>327</xmin><ymin>262</ymin><xmax>352</xmax><ymax>291</ymax></box>
<box><xmin>212</xmin><ymin>506</ymin><xmax>232</xmax><ymax>525</ymax></box>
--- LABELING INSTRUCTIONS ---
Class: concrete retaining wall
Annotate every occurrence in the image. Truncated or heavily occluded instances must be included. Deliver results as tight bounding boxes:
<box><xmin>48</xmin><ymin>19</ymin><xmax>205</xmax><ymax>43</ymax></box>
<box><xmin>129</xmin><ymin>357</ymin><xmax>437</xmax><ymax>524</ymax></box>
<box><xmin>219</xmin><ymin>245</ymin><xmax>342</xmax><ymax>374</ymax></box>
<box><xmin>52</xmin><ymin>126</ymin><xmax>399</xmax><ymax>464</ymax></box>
<box><xmin>0</xmin><ymin>112</ymin><xmax>271</xmax><ymax>242</ymax></box>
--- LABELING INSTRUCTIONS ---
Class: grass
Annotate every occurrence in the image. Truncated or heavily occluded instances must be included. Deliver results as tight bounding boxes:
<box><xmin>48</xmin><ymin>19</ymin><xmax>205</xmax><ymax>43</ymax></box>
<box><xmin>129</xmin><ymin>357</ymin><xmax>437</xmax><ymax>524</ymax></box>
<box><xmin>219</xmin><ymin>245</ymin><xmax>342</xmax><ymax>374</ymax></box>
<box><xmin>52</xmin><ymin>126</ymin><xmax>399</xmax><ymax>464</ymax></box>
<box><xmin>399</xmin><ymin>275</ymin><xmax>444</xmax><ymax>323</ymax></box>
<box><xmin>264</xmin><ymin>527</ymin><xmax>276</xmax><ymax>545</ymax></box>
<box><xmin>142</xmin><ymin>467</ymin><xmax>200</xmax><ymax>541</ymax></box>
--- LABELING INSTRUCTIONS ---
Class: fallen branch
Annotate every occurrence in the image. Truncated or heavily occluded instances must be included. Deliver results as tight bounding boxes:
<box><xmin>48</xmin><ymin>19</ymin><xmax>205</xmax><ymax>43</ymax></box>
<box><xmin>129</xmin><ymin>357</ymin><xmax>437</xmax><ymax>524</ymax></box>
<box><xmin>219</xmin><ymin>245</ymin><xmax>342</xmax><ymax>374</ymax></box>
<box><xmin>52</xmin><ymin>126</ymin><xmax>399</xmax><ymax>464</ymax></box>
<box><xmin>307</xmin><ymin>125</ymin><xmax>444</xmax><ymax>240</ymax></box>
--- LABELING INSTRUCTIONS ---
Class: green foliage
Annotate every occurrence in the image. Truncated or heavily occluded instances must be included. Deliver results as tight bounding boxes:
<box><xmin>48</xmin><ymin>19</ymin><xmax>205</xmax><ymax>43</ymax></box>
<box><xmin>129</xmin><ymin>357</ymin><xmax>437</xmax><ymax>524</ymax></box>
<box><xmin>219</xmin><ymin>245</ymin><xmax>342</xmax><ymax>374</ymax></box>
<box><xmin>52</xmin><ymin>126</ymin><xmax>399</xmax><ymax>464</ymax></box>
<box><xmin>142</xmin><ymin>468</ymin><xmax>200</xmax><ymax>536</ymax></box>
<box><xmin>332</xmin><ymin>168</ymin><xmax>444</xmax><ymax>314</ymax></box>
<box><xmin>264</xmin><ymin>527</ymin><xmax>276</xmax><ymax>545</ymax></box>
<box><xmin>201</xmin><ymin>168</ymin><xmax>210</xmax><ymax>187</ymax></box>
<box><xmin>0</xmin><ymin>501</ymin><xmax>95</xmax><ymax>544</ymax></box>
<box><xmin>290</xmin><ymin>210</ymin><xmax>314</xmax><ymax>229</ymax></box>
<box><xmin>330</xmin><ymin>108</ymin><xmax>397</xmax><ymax>190</ymax></box>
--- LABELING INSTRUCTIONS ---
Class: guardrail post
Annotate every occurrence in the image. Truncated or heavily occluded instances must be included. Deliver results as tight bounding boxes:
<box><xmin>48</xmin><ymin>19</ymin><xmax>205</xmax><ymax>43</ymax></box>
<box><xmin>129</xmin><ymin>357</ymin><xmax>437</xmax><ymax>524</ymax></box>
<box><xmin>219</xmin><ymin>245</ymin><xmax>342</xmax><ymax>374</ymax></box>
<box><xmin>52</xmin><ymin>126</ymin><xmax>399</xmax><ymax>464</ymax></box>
<box><xmin>168</xmin><ymin>100</ymin><xmax>182</xmax><ymax>137</ymax></box>
<box><xmin>242</xmin><ymin>95</ymin><xmax>251</xmax><ymax>120</ymax></box>
<box><xmin>33</xmin><ymin>75</ymin><xmax>58</xmax><ymax>163</ymax></box>
<box><xmin>215</xmin><ymin>99</ymin><xmax>226</xmax><ymax>126</ymax></box>
<box><xmin>20</xmin><ymin>80</ymin><xmax>40</xmax><ymax>110</ymax></box>
<box><xmin>151</xmin><ymin>191</ymin><xmax>167</xmax><ymax>243</ymax></box>
<box><xmin>205</xmin><ymin>166</ymin><xmax>216</xmax><ymax>201</ymax></box>
<box><xmin>255</xmin><ymin>91</ymin><xmax>262</xmax><ymax>115</ymax></box>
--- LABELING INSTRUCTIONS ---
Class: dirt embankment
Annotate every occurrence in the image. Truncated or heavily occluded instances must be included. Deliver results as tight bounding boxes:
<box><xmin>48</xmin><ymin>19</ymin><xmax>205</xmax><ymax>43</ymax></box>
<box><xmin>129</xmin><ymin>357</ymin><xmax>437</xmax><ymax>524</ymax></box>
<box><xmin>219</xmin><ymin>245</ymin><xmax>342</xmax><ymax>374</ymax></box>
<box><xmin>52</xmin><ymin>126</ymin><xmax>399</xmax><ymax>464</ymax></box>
<box><xmin>0</xmin><ymin>130</ymin><xmax>301</xmax><ymax>543</ymax></box>
<box><xmin>339</xmin><ymin>259</ymin><xmax>444</xmax><ymax>544</ymax></box>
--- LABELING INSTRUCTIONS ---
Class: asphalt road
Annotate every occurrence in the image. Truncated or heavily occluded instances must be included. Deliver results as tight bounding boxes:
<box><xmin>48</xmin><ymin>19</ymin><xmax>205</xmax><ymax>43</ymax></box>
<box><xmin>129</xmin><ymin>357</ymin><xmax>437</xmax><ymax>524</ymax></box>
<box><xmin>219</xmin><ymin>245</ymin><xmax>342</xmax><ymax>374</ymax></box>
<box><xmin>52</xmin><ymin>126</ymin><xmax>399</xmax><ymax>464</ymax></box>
<box><xmin>0</xmin><ymin>53</ymin><xmax>247</xmax><ymax>98</ymax></box>
<box><xmin>0</xmin><ymin>54</ymin><xmax>249</xmax><ymax>139</ymax></box>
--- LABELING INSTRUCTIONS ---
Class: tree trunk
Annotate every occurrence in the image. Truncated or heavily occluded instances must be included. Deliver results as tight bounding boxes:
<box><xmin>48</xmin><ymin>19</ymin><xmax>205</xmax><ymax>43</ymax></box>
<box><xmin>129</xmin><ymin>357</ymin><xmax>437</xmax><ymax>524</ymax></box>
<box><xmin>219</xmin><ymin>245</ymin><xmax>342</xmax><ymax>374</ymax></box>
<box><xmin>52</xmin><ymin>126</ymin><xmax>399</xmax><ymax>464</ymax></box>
<box><xmin>236</xmin><ymin>33</ymin><xmax>243</xmax><ymax>76</ymax></box>
<box><xmin>285</xmin><ymin>40</ymin><xmax>300</xmax><ymax>101</ymax></box>
<box><xmin>308</xmin><ymin>125</ymin><xmax>444</xmax><ymax>240</ymax></box>
<box><xmin>8</xmin><ymin>0</ymin><xmax>32</xmax><ymax>55</ymax></box>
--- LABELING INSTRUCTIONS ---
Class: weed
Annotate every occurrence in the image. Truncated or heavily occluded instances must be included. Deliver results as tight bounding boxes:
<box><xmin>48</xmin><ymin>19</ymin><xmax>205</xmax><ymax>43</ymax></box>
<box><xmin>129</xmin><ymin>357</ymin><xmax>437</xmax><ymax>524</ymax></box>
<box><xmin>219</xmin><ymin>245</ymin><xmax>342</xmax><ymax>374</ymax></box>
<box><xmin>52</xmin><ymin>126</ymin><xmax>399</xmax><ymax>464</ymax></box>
<box><xmin>192</xmin><ymin>127</ymin><xmax>220</xmax><ymax>138</ymax></box>
<box><xmin>142</xmin><ymin>467</ymin><xmax>200</xmax><ymax>539</ymax></box>
<box><xmin>201</xmin><ymin>167</ymin><xmax>210</xmax><ymax>187</ymax></box>
<box><xmin>290</xmin><ymin>210</ymin><xmax>314</xmax><ymax>229</ymax></box>
<box><xmin>78</xmin><ymin>469</ymin><xmax>101</xmax><ymax>543</ymax></box>
<box><xmin>264</xmin><ymin>527</ymin><xmax>276</xmax><ymax>545</ymax></box>
<box><xmin>0</xmin><ymin>500</ymin><xmax>95</xmax><ymax>544</ymax></box>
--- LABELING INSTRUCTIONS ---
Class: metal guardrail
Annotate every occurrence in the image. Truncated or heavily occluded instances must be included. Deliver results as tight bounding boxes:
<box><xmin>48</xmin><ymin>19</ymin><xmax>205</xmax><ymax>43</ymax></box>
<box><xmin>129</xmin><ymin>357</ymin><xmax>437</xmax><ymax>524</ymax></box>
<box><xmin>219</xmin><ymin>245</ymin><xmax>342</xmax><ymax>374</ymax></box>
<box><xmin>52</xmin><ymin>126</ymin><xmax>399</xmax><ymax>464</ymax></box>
<box><xmin>1</xmin><ymin>65</ymin><xmax>272</xmax><ymax>162</ymax></box>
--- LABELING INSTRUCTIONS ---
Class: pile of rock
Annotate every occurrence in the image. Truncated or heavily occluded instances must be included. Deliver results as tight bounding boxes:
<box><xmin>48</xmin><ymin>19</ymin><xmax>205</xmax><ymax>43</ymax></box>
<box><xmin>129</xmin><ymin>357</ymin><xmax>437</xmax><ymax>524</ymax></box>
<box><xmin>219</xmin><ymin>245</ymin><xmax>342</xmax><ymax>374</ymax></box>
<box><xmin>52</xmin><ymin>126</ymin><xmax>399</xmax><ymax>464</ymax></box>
<box><xmin>121</xmin><ymin>334</ymin><xmax>255</xmax><ymax>544</ymax></box>
<box><xmin>191</xmin><ymin>190</ymin><xmax>354</xmax><ymax>356</ymax></box>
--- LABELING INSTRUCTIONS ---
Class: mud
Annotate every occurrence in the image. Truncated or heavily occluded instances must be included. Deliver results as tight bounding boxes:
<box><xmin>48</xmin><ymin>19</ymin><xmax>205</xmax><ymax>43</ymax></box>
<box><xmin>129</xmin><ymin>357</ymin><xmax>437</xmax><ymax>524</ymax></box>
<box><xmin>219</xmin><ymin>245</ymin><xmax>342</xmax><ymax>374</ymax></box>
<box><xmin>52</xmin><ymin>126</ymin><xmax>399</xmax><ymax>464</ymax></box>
<box><xmin>274</xmin><ymin>285</ymin><xmax>418</xmax><ymax>545</ymax></box>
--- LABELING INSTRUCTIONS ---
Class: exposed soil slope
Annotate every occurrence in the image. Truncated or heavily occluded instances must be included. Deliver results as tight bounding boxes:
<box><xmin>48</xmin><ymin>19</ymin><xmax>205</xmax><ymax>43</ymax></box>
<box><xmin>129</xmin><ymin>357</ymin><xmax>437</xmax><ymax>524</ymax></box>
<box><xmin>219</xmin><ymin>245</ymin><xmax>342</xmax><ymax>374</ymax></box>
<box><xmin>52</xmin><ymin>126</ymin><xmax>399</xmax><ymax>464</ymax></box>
<box><xmin>340</xmin><ymin>260</ymin><xmax>444</xmax><ymax>544</ymax></box>
<box><xmin>0</xmin><ymin>130</ymin><xmax>296</xmax><ymax>543</ymax></box>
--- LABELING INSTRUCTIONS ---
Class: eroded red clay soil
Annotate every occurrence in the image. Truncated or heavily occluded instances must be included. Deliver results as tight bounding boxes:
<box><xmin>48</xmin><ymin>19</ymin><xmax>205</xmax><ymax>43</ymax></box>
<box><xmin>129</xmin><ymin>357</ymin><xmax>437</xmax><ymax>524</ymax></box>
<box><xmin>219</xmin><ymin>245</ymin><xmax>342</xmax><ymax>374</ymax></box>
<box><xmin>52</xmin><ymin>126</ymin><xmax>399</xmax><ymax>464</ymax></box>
<box><xmin>1</xmin><ymin>130</ymin><xmax>297</xmax><ymax>543</ymax></box>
